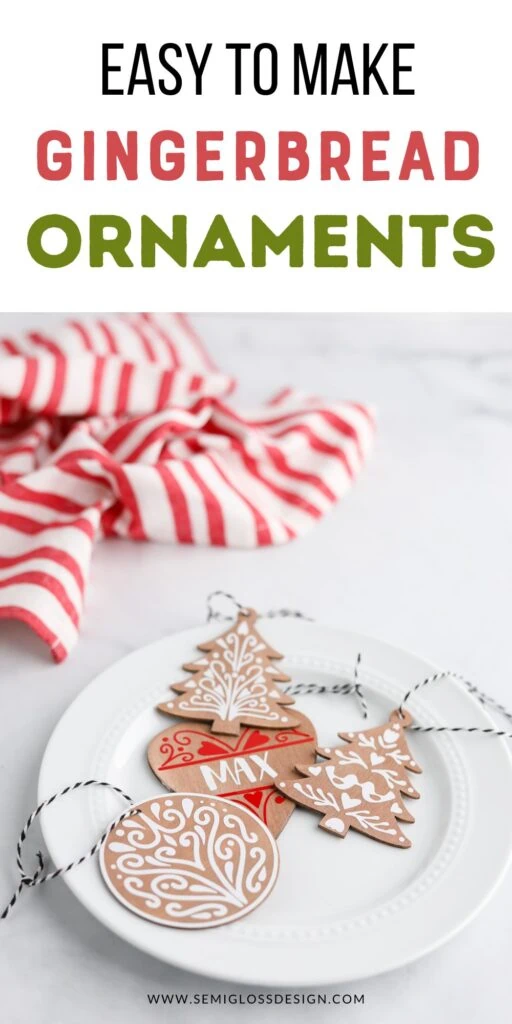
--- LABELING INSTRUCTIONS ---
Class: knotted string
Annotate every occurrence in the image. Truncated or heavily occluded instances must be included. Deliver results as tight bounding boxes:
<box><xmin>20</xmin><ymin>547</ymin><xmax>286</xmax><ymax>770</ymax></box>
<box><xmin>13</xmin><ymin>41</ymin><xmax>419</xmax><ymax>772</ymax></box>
<box><xmin>282</xmin><ymin>656</ymin><xmax>369</xmax><ymax>720</ymax></box>
<box><xmin>1</xmin><ymin>781</ymin><xmax>138</xmax><ymax>921</ymax></box>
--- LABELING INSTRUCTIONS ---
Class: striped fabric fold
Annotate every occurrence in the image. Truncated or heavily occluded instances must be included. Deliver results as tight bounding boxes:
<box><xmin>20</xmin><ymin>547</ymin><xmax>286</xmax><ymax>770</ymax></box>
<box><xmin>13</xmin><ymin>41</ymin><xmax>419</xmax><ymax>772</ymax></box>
<box><xmin>0</xmin><ymin>313</ymin><xmax>375</xmax><ymax>661</ymax></box>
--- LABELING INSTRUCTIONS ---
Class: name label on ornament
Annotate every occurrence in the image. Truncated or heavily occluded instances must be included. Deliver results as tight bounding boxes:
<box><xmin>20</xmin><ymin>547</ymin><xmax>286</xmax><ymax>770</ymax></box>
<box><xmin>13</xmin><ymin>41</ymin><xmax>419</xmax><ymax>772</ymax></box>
<box><xmin>200</xmin><ymin>751</ymin><xmax>277</xmax><ymax>792</ymax></box>
<box><xmin>147</xmin><ymin>710</ymin><xmax>317</xmax><ymax>837</ymax></box>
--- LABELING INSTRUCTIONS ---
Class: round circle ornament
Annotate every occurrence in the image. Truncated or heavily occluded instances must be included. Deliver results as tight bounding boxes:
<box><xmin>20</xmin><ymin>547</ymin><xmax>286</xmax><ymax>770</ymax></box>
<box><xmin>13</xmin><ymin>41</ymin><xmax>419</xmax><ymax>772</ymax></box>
<box><xmin>100</xmin><ymin>792</ymin><xmax>279</xmax><ymax>928</ymax></box>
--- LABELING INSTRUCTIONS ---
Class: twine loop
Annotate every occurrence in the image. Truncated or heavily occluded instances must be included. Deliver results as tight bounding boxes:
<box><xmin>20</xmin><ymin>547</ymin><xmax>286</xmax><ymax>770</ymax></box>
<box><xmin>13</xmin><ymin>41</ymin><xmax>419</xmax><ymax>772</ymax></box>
<box><xmin>206</xmin><ymin>590</ymin><xmax>313</xmax><ymax>624</ymax></box>
<box><xmin>206</xmin><ymin>591</ymin><xmax>249</xmax><ymax>622</ymax></box>
<box><xmin>398</xmin><ymin>670</ymin><xmax>512</xmax><ymax>737</ymax></box>
<box><xmin>1</xmin><ymin>780</ymin><xmax>137</xmax><ymax>921</ymax></box>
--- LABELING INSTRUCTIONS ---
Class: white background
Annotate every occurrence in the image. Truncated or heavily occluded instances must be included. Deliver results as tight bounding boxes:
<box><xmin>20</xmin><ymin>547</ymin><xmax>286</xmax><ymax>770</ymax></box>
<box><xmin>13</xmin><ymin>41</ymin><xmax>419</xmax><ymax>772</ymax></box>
<box><xmin>0</xmin><ymin>313</ymin><xmax>511</xmax><ymax>1022</ymax></box>
<box><xmin>1</xmin><ymin>0</ymin><xmax>511</xmax><ymax>311</ymax></box>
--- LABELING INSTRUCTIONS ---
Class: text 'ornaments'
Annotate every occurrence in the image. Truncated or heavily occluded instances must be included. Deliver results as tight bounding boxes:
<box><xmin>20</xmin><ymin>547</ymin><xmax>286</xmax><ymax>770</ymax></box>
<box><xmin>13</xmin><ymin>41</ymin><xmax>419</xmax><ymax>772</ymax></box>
<box><xmin>147</xmin><ymin>710</ymin><xmax>317</xmax><ymax>837</ymax></box>
<box><xmin>100</xmin><ymin>793</ymin><xmax>279</xmax><ymax>929</ymax></box>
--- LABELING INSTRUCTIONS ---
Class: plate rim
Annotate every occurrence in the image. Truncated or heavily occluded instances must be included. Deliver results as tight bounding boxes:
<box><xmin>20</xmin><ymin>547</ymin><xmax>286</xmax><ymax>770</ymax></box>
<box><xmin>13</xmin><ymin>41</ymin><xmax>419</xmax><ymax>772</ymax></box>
<box><xmin>38</xmin><ymin>620</ymin><xmax>512</xmax><ymax>985</ymax></box>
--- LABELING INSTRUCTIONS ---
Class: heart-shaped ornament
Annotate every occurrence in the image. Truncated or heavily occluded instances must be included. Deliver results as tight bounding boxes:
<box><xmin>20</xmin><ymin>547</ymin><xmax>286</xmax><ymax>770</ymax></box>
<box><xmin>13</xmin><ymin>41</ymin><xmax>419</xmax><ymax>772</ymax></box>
<box><xmin>147</xmin><ymin>710</ymin><xmax>317</xmax><ymax>838</ymax></box>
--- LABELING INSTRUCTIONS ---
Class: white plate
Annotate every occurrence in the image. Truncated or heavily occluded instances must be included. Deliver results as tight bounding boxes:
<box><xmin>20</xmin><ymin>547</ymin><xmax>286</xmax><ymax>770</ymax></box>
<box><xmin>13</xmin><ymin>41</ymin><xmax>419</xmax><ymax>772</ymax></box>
<box><xmin>38</xmin><ymin>620</ymin><xmax>512</xmax><ymax>986</ymax></box>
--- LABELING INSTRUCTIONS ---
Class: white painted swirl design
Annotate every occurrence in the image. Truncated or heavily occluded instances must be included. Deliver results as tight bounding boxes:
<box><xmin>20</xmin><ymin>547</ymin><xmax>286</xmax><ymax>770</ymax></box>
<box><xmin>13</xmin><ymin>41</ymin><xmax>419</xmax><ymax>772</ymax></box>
<box><xmin>101</xmin><ymin>794</ymin><xmax>278</xmax><ymax>928</ymax></box>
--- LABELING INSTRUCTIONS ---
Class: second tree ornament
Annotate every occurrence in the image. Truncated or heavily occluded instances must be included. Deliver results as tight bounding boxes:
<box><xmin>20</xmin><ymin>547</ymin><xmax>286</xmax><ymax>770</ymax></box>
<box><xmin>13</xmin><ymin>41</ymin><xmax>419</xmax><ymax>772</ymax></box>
<box><xmin>277</xmin><ymin>709</ymin><xmax>422</xmax><ymax>848</ymax></box>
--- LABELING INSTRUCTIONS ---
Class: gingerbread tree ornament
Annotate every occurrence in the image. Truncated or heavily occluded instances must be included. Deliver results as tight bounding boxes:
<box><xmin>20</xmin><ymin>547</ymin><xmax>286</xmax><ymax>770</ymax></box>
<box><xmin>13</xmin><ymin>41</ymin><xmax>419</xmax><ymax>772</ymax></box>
<box><xmin>158</xmin><ymin>608</ymin><xmax>299</xmax><ymax>736</ymax></box>
<box><xmin>277</xmin><ymin>709</ymin><xmax>422</xmax><ymax>848</ymax></box>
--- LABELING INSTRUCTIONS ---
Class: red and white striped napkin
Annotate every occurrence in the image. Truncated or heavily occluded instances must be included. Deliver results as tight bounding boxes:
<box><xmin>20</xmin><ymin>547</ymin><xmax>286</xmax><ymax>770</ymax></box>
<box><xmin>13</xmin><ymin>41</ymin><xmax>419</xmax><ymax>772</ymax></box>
<box><xmin>0</xmin><ymin>313</ymin><xmax>375</xmax><ymax>661</ymax></box>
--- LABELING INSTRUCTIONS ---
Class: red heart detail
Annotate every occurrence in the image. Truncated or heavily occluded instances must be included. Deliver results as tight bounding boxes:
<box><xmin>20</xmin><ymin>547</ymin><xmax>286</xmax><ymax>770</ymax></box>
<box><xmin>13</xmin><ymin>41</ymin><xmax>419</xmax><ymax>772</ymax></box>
<box><xmin>196</xmin><ymin>740</ymin><xmax>229</xmax><ymax>757</ymax></box>
<box><xmin>243</xmin><ymin>730</ymin><xmax>271</xmax><ymax>751</ymax></box>
<box><xmin>244</xmin><ymin>790</ymin><xmax>264</xmax><ymax>809</ymax></box>
<box><xmin>148</xmin><ymin>710</ymin><xmax>317</xmax><ymax>838</ymax></box>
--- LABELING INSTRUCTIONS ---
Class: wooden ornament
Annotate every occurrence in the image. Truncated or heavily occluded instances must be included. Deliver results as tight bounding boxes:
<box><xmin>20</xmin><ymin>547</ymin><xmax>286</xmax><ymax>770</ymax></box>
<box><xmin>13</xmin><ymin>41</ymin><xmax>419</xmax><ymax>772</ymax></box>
<box><xmin>277</xmin><ymin>709</ymin><xmax>422</xmax><ymax>848</ymax></box>
<box><xmin>147</xmin><ymin>710</ymin><xmax>317</xmax><ymax>837</ymax></box>
<box><xmin>100</xmin><ymin>793</ymin><xmax>279</xmax><ymax>929</ymax></box>
<box><xmin>158</xmin><ymin>608</ymin><xmax>299</xmax><ymax>735</ymax></box>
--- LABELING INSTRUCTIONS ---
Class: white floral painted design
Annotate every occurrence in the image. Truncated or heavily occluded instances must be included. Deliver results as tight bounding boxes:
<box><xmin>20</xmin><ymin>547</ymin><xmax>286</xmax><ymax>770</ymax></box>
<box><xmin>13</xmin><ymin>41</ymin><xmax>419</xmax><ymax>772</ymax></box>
<box><xmin>278</xmin><ymin>711</ymin><xmax>422</xmax><ymax>848</ymax></box>
<box><xmin>160</xmin><ymin>609</ymin><xmax>297</xmax><ymax>735</ymax></box>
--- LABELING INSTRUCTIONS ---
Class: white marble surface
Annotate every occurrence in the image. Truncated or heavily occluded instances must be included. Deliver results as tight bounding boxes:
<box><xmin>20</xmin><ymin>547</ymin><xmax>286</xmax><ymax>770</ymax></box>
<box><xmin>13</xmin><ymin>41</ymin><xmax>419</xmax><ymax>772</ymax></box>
<box><xmin>1</xmin><ymin>314</ymin><xmax>511</xmax><ymax>1023</ymax></box>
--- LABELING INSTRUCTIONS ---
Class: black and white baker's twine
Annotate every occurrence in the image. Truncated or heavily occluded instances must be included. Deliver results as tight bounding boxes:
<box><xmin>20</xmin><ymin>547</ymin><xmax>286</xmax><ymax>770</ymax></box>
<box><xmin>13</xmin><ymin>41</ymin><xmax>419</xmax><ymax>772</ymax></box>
<box><xmin>206</xmin><ymin>590</ymin><xmax>314</xmax><ymax>624</ymax></box>
<box><xmin>283</xmin><ymin>653</ymin><xmax>369</xmax><ymax>720</ymax></box>
<box><xmin>1</xmin><ymin>781</ymin><xmax>138</xmax><ymax>921</ymax></box>
<box><xmin>206</xmin><ymin>593</ymin><xmax>512</xmax><ymax>737</ymax></box>
<box><xmin>398</xmin><ymin>670</ymin><xmax>512</xmax><ymax>737</ymax></box>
